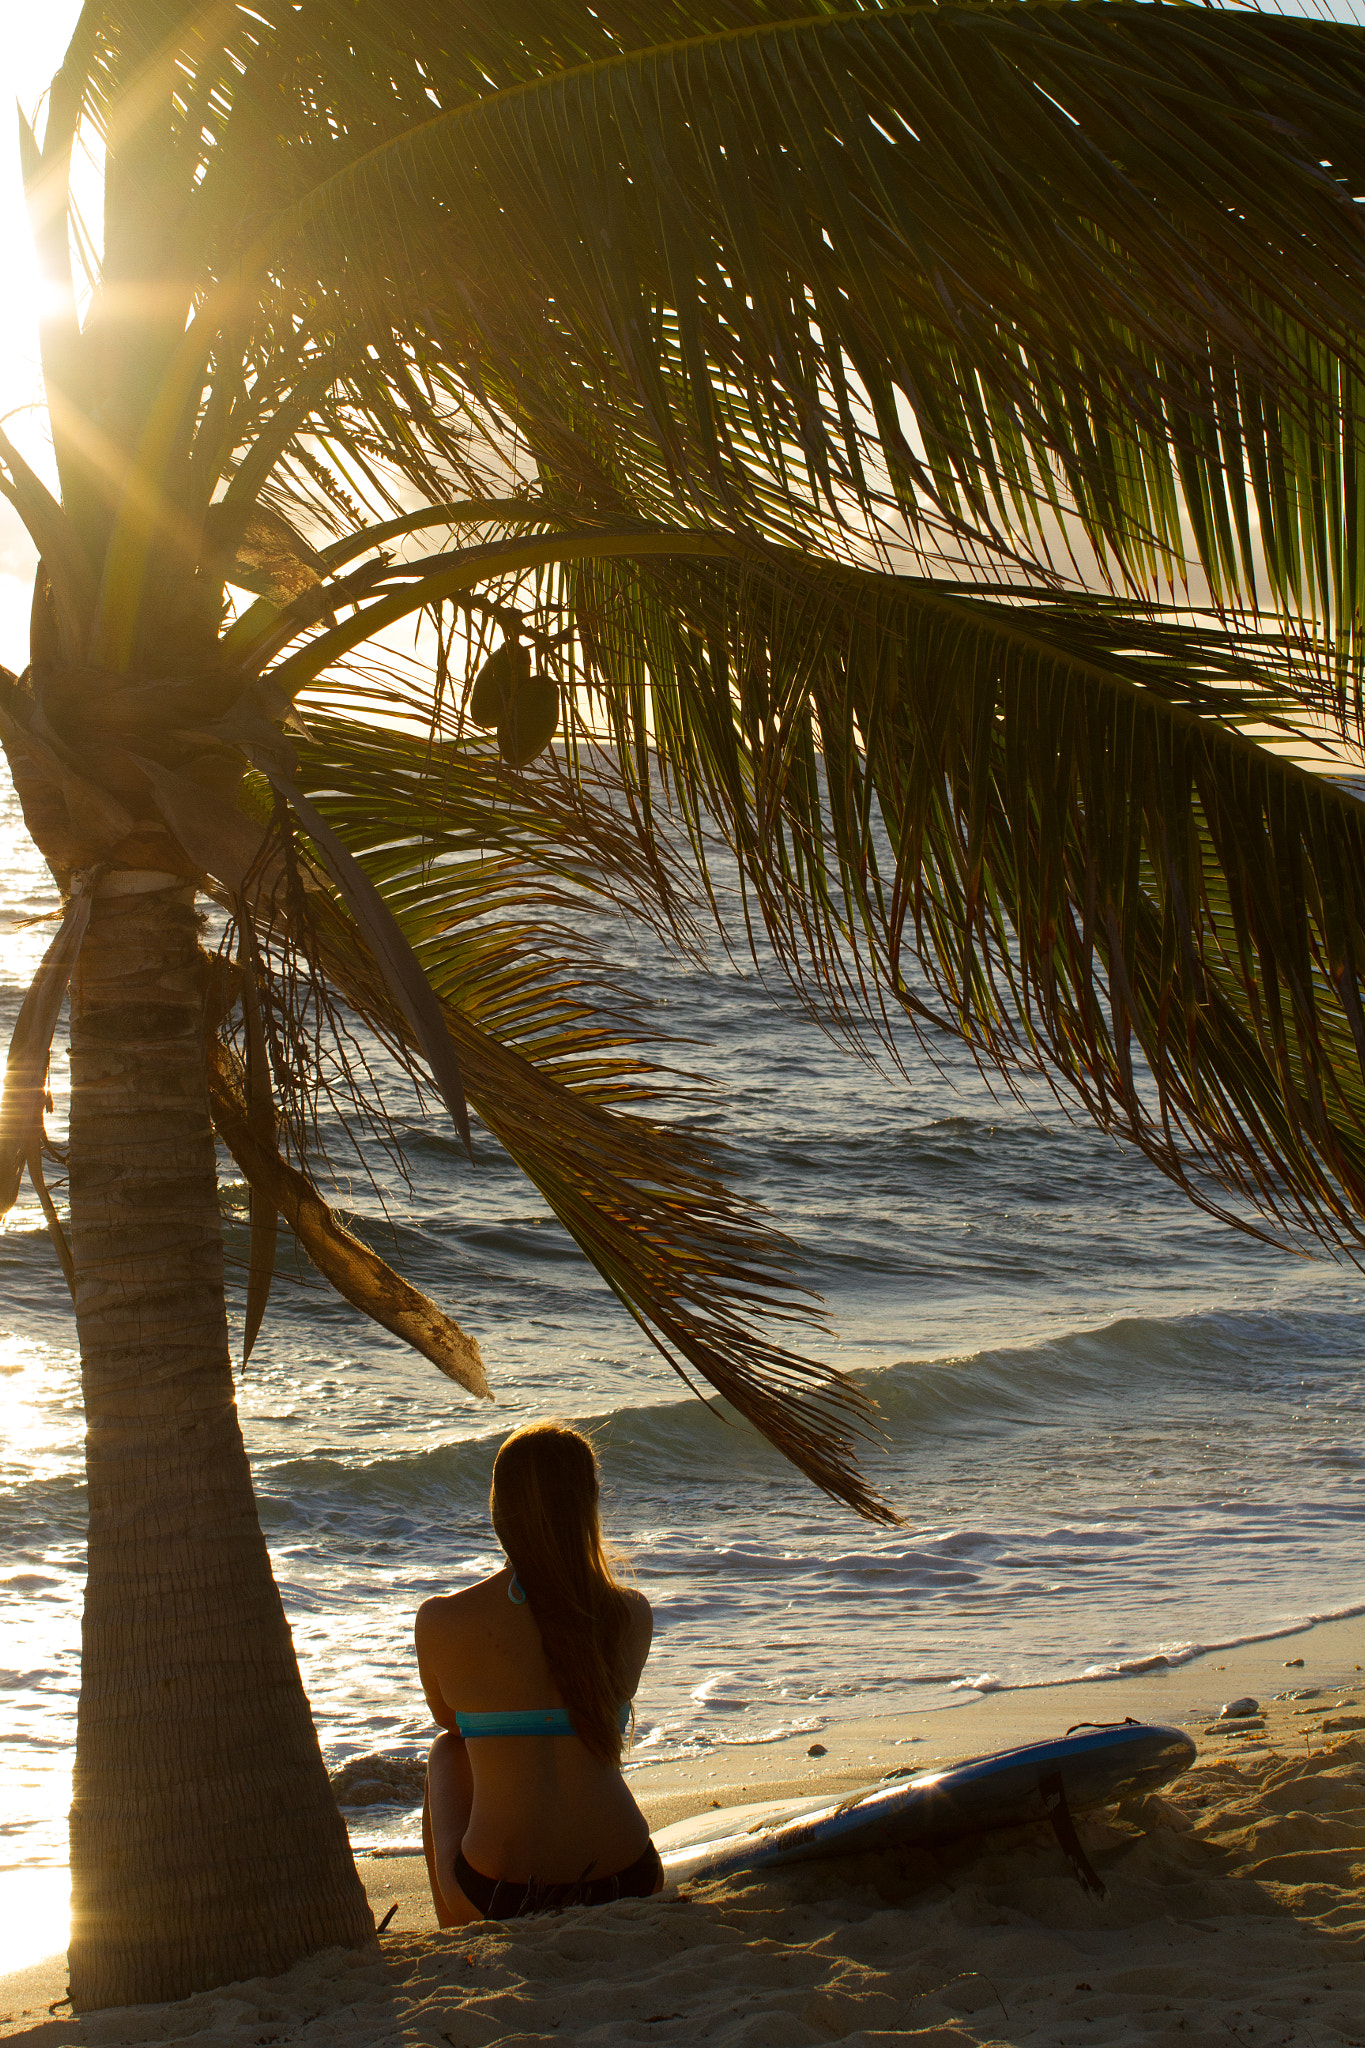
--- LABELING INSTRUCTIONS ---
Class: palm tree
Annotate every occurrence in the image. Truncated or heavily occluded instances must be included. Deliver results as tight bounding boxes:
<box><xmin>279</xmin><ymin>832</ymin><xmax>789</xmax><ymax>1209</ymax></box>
<box><xmin>4</xmin><ymin>0</ymin><xmax>1365</xmax><ymax>2011</ymax></box>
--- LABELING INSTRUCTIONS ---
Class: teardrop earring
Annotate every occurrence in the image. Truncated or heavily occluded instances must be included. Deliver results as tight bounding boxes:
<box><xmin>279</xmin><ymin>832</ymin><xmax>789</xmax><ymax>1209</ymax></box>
<box><xmin>508</xmin><ymin>1570</ymin><xmax>527</xmax><ymax>1605</ymax></box>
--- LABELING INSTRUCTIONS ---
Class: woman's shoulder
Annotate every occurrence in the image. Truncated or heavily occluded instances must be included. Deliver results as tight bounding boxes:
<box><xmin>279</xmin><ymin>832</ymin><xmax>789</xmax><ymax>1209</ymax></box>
<box><xmin>415</xmin><ymin>1572</ymin><xmax>505</xmax><ymax>1637</ymax></box>
<box><xmin>618</xmin><ymin>1582</ymin><xmax>653</xmax><ymax>1656</ymax></box>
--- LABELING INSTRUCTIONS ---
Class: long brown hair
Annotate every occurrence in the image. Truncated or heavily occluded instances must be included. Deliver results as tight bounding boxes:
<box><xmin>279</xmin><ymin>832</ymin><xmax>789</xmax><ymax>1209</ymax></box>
<box><xmin>490</xmin><ymin>1420</ymin><xmax>635</xmax><ymax>1763</ymax></box>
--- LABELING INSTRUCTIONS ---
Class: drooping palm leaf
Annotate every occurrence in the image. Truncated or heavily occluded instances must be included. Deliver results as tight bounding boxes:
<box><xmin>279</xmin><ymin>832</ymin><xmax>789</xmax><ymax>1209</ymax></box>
<box><xmin>550</xmin><ymin>545</ymin><xmax>1365</xmax><ymax>1253</ymax></box>
<box><xmin>215</xmin><ymin>721</ymin><xmax>888</xmax><ymax>1518</ymax></box>
<box><xmin>257</xmin><ymin>521</ymin><xmax>1365</xmax><ymax>1259</ymax></box>
<box><xmin>236</xmin><ymin>921</ymin><xmax>279</xmax><ymax>1363</ymax></box>
<box><xmin>137</xmin><ymin>444</ymin><xmax>1355</xmax><ymax>1277</ymax></box>
<box><xmin>208</xmin><ymin>1037</ymin><xmax>492</xmax><ymax>1396</ymax></box>
<box><xmin>0</xmin><ymin>880</ymin><xmax>95</xmax><ymax>1214</ymax></box>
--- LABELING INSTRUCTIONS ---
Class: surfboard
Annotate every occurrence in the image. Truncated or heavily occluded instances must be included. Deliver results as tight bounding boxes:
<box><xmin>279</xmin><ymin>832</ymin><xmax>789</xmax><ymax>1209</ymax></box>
<box><xmin>654</xmin><ymin>1722</ymin><xmax>1197</xmax><ymax>1886</ymax></box>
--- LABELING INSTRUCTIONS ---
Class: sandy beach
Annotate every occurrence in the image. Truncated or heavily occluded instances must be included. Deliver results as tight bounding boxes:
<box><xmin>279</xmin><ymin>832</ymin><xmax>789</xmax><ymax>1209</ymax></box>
<box><xmin>3</xmin><ymin>1616</ymin><xmax>1361</xmax><ymax>2047</ymax></box>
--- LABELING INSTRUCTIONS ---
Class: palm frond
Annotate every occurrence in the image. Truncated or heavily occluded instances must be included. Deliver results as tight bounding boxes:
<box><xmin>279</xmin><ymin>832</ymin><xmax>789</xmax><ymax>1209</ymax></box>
<box><xmin>550</xmin><ymin>546</ymin><xmax>1365</xmax><ymax>1253</ymax></box>
<box><xmin>0</xmin><ymin>877</ymin><xmax>95</xmax><ymax>1213</ymax></box>
<box><xmin>44</xmin><ymin>4</ymin><xmax>1365</xmax><ymax>704</ymax></box>
<box><xmin>218</xmin><ymin>717</ymin><xmax>890</xmax><ymax>1518</ymax></box>
<box><xmin>223</xmin><ymin>513</ymin><xmax>1365</xmax><ymax>1260</ymax></box>
<box><xmin>207</xmin><ymin>1038</ymin><xmax>492</xmax><ymax>1397</ymax></box>
<box><xmin>244</xmin><ymin>3</ymin><xmax>1365</xmax><ymax>685</ymax></box>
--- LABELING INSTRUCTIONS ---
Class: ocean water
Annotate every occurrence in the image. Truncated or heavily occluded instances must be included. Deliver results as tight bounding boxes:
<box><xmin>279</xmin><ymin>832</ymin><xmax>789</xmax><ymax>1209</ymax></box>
<box><xmin>3</xmin><ymin>777</ymin><xmax>1364</xmax><ymax>1874</ymax></box>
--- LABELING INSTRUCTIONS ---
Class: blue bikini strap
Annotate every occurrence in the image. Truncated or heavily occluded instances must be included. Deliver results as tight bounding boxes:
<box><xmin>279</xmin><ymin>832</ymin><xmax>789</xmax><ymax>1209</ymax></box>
<box><xmin>455</xmin><ymin>1702</ymin><xmax>632</xmax><ymax>1738</ymax></box>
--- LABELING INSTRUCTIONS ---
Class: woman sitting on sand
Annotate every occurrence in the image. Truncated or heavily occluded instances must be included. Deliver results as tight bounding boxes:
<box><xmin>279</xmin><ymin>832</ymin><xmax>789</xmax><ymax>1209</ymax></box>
<box><xmin>416</xmin><ymin>1419</ymin><xmax>661</xmax><ymax>1922</ymax></box>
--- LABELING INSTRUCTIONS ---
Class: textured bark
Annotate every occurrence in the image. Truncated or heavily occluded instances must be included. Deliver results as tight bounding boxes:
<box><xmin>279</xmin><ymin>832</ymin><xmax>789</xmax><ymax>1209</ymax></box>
<box><xmin>66</xmin><ymin>875</ymin><xmax>374</xmax><ymax>2010</ymax></box>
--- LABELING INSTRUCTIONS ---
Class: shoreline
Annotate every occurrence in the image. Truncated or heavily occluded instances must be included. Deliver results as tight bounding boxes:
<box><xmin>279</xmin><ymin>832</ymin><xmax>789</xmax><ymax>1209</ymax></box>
<box><xmin>3</xmin><ymin>1610</ymin><xmax>1361</xmax><ymax>2039</ymax></box>
<box><xmin>623</xmin><ymin>1606</ymin><xmax>1365</xmax><ymax>1835</ymax></box>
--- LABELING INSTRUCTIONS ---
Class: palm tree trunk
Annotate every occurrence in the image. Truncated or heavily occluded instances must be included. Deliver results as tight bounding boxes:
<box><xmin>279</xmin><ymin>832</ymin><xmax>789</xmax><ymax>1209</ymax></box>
<box><xmin>66</xmin><ymin>872</ymin><xmax>374</xmax><ymax>2011</ymax></box>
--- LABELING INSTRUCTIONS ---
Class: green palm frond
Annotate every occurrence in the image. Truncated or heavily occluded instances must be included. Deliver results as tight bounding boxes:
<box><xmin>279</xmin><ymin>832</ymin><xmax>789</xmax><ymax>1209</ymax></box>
<box><xmin>284</xmin><ymin>714</ymin><xmax>703</xmax><ymax>1069</ymax></box>
<box><xmin>557</xmin><ymin>548</ymin><xmax>1365</xmax><ymax>1252</ymax></box>
<box><xmin>264</xmin><ymin>530</ymin><xmax>1365</xmax><ymax>1256</ymax></box>
<box><xmin>234</xmin><ymin>3</ymin><xmax>1365</xmax><ymax>673</ymax></box>
<box><xmin>47</xmin><ymin>5</ymin><xmax>1365</xmax><ymax>704</ymax></box>
<box><xmin>209</xmin><ymin>1034</ymin><xmax>492</xmax><ymax>1396</ymax></box>
<box><xmin>209</xmin><ymin>492</ymin><xmax>1365</xmax><ymax>1259</ymax></box>
<box><xmin>219</xmin><ymin>722</ymin><xmax>888</xmax><ymax>1519</ymax></box>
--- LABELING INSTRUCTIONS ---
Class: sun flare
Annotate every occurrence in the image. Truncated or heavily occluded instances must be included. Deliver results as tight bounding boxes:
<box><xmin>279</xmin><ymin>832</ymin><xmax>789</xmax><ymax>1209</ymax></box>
<box><xmin>0</xmin><ymin>6</ymin><xmax>85</xmax><ymax>667</ymax></box>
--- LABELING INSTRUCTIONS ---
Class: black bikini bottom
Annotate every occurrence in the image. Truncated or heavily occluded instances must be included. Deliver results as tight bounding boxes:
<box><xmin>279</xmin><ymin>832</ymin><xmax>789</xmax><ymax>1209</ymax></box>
<box><xmin>453</xmin><ymin>1839</ymin><xmax>662</xmax><ymax>1920</ymax></box>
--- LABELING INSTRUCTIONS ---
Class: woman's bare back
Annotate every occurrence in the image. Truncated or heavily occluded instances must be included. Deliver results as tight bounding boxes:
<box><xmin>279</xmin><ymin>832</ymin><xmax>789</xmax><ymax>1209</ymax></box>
<box><xmin>416</xmin><ymin>1565</ymin><xmax>653</xmax><ymax>1887</ymax></box>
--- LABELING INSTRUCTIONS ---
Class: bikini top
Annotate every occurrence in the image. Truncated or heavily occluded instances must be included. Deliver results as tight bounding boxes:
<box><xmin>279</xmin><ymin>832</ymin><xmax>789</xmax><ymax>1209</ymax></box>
<box><xmin>453</xmin><ymin>1569</ymin><xmax>630</xmax><ymax>1736</ymax></box>
<box><xmin>454</xmin><ymin>1702</ymin><xmax>631</xmax><ymax>1739</ymax></box>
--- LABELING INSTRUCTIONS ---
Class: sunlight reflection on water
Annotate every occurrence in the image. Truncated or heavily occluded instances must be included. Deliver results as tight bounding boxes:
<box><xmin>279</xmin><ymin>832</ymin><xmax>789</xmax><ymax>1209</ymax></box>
<box><xmin>0</xmin><ymin>1866</ymin><xmax>70</xmax><ymax>1977</ymax></box>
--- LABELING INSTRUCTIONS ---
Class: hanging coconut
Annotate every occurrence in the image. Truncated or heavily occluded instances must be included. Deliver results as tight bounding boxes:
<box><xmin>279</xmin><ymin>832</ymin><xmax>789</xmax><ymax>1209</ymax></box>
<box><xmin>469</xmin><ymin>640</ymin><xmax>531</xmax><ymax>727</ymax></box>
<box><xmin>497</xmin><ymin>679</ymin><xmax>560</xmax><ymax>767</ymax></box>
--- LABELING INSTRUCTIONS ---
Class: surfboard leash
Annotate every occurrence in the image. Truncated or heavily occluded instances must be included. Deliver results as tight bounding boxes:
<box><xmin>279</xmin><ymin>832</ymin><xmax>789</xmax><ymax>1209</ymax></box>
<box><xmin>1038</xmin><ymin>1771</ymin><xmax>1108</xmax><ymax>1900</ymax></box>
